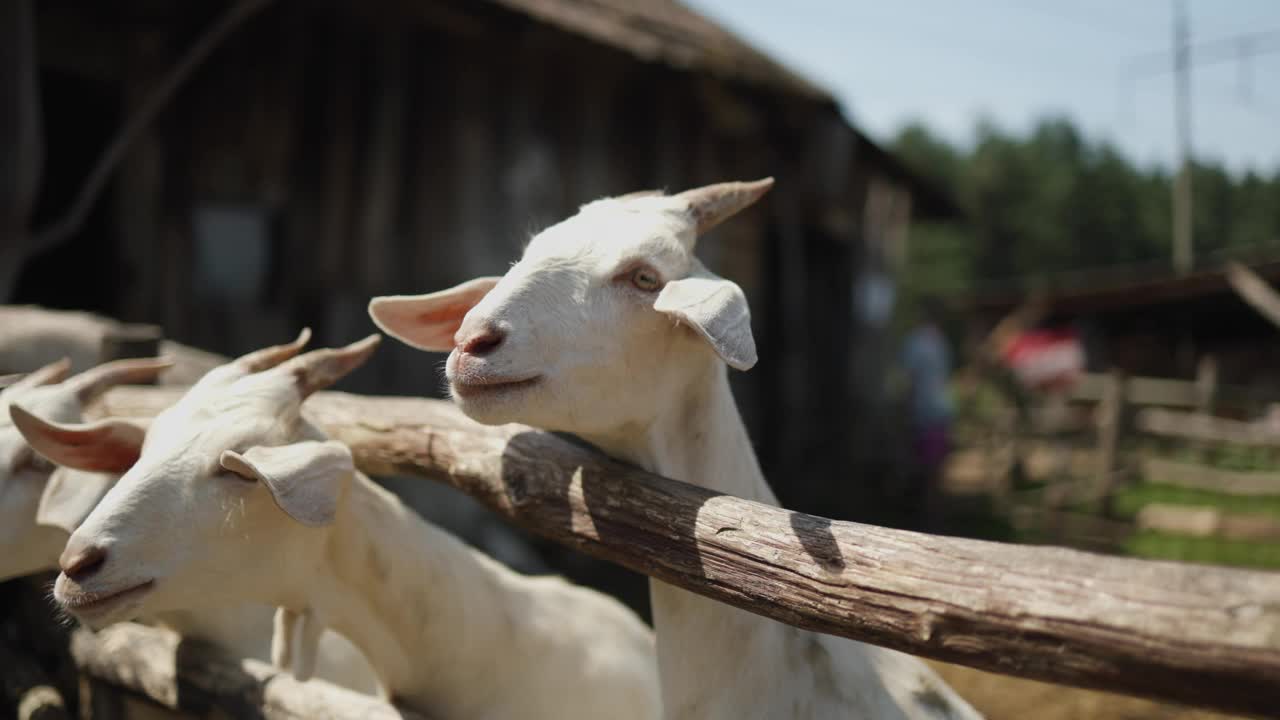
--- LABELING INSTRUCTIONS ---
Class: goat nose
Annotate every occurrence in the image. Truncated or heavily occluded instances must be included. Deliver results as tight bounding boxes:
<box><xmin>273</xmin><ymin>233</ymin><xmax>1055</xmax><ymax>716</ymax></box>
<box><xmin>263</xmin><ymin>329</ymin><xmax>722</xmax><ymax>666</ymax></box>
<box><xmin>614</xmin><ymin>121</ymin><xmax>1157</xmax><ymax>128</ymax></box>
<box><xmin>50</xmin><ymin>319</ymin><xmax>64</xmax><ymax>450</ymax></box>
<box><xmin>457</xmin><ymin>326</ymin><xmax>506</xmax><ymax>356</ymax></box>
<box><xmin>59</xmin><ymin>542</ymin><xmax>107</xmax><ymax>582</ymax></box>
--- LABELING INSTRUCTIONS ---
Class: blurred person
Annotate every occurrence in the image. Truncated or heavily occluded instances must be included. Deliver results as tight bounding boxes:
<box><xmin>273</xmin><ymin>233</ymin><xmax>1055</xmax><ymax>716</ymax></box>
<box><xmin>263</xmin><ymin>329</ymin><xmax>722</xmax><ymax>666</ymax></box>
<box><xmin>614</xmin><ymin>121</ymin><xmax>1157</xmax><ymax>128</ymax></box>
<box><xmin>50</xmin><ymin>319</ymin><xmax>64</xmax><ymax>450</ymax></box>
<box><xmin>900</xmin><ymin>296</ymin><xmax>953</xmax><ymax>529</ymax></box>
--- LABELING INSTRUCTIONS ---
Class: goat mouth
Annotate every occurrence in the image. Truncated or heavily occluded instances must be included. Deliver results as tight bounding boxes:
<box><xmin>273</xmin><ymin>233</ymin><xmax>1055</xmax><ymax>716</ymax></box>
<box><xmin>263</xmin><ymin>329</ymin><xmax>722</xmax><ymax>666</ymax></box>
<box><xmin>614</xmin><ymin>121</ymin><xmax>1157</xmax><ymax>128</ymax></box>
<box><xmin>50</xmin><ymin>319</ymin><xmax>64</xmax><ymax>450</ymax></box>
<box><xmin>451</xmin><ymin>375</ymin><xmax>541</xmax><ymax>399</ymax></box>
<box><xmin>56</xmin><ymin>578</ymin><xmax>155</xmax><ymax>618</ymax></box>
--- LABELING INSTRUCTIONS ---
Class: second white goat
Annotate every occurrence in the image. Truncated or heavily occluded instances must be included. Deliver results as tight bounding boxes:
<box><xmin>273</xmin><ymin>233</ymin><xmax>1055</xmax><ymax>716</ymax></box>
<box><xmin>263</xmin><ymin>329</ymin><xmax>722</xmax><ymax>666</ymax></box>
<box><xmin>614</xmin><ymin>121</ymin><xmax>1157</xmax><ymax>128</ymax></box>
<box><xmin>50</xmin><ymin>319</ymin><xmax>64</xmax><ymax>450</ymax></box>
<box><xmin>0</xmin><ymin>357</ymin><xmax>378</xmax><ymax>695</ymax></box>
<box><xmin>13</xmin><ymin>333</ymin><xmax>661</xmax><ymax>720</ymax></box>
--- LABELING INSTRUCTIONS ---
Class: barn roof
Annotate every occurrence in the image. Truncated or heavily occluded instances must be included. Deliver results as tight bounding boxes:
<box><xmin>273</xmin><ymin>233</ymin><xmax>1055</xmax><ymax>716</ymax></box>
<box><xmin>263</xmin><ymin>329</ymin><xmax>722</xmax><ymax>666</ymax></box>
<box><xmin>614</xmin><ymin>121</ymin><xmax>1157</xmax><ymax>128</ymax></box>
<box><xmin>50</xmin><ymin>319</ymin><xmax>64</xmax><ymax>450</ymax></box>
<box><xmin>483</xmin><ymin>0</ymin><xmax>959</xmax><ymax>218</ymax></box>
<box><xmin>488</xmin><ymin>0</ymin><xmax>830</xmax><ymax>101</ymax></box>
<box><xmin>967</xmin><ymin>259</ymin><xmax>1280</xmax><ymax>318</ymax></box>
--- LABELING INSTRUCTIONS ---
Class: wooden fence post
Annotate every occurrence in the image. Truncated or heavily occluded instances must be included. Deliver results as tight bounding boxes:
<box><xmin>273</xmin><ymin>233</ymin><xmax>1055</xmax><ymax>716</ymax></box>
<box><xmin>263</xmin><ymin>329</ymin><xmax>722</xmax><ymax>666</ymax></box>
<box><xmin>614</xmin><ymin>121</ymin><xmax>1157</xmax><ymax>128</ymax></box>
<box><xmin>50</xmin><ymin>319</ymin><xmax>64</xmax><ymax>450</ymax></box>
<box><xmin>1195</xmin><ymin>355</ymin><xmax>1219</xmax><ymax>415</ymax></box>
<box><xmin>99</xmin><ymin>323</ymin><xmax>163</xmax><ymax>366</ymax></box>
<box><xmin>1192</xmin><ymin>355</ymin><xmax>1218</xmax><ymax>461</ymax></box>
<box><xmin>1094</xmin><ymin>369</ymin><xmax>1127</xmax><ymax>516</ymax></box>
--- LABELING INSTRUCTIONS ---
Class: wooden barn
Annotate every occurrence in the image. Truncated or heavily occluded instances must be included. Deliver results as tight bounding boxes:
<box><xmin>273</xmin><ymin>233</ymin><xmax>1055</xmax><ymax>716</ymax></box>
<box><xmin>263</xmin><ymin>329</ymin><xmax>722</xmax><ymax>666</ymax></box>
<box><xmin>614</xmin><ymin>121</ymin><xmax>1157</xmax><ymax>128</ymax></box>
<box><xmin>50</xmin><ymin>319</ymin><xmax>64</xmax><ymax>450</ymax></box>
<box><xmin>12</xmin><ymin>0</ymin><xmax>954</xmax><ymax>518</ymax></box>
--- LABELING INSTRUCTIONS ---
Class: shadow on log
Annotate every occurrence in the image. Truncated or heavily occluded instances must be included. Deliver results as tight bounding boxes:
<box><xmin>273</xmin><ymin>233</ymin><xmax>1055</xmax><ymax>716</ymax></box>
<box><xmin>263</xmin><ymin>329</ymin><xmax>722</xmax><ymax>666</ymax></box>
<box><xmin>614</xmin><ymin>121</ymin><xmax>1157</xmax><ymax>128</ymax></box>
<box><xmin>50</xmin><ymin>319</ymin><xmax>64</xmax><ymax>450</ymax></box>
<box><xmin>90</xmin><ymin>387</ymin><xmax>1280</xmax><ymax>718</ymax></box>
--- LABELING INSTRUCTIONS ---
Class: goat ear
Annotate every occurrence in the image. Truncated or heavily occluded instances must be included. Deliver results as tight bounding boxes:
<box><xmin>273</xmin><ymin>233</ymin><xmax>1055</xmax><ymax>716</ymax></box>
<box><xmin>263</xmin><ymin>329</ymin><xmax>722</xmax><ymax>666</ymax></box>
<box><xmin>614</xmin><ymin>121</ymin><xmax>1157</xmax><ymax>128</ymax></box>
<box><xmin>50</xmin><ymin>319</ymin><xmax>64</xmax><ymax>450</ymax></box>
<box><xmin>36</xmin><ymin>467</ymin><xmax>117</xmax><ymax>534</ymax></box>
<box><xmin>8</xmin><ymin>404</ymin><xmax>146</xmax><ymax>473</ymax></box>
<box><xmin>220</xmin><ymin>441</ymin><xmax>351</xmax><ymax>527</ymax></box>
<box><xmin>368</xmin><ymin>276</ymin><xmax>500</xmax><ymax>352</ymax></box>
<box><xmin>654</xmin><ymin>270</ymin><xmax>758</xmax><ymax>371</ymax></box>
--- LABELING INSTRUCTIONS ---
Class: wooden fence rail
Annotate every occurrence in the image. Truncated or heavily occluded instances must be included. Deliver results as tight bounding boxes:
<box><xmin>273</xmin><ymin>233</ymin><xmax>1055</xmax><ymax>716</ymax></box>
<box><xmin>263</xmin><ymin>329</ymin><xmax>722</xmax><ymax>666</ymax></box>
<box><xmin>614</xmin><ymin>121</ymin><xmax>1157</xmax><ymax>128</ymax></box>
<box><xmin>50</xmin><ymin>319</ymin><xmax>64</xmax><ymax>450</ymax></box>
<box><xmin>88</xmin><ymin>387</ymin><xmax>1280</xmax><ymax>718</ymax></box>
<box><xmin>1070</xmin><ymin>371</ymin><xmax>1268</xmax><ymax>412</ymax></box>
<box><xmin>69</xmin><ymin>623</ymin><xmax>425</xmax><ymax>720</ymax></box>
<box><xmin>1138</xmin><ymin>407</ymin><xmax>1280</xmax><ymax>448</ymax></box>
<box><xmin>1136</xmin><ymin>503</ymin><xmax>1280</xmax><ymax>542</ymax></box>
<box><xmin>1140</xmin><ymin>456</ymin><xmax>1280</xmax><ymax>497</ymax></box>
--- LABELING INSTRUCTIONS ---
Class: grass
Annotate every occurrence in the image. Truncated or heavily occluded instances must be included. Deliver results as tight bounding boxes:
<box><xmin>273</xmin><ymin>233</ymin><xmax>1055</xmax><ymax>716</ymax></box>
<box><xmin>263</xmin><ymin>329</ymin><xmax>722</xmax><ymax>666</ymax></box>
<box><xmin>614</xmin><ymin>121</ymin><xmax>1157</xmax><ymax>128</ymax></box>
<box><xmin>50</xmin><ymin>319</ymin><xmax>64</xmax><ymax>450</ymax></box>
<box><xmin>1165</xmin><ymin>443</ymin><xmax>1280</xmax><ymax>473</ymax></box>
<box><xmin>1125</xmin><ymin>531</ymin><xmax>1280</xmax><ymax>570</ymax></box>
<box><xmin>1113</xmin><ymin>481</ymin><xmax>1280</xmax><ymax>571</ymax></box>
<box><xmin>941</xmin><ymin>413</ymin><xmax>1280</xmax><ymax>571</ymax></box>
<box><xmin>1111</xmin><ymin>483</ymin><xmax>1280</xmax><ymax>520</ymax></box>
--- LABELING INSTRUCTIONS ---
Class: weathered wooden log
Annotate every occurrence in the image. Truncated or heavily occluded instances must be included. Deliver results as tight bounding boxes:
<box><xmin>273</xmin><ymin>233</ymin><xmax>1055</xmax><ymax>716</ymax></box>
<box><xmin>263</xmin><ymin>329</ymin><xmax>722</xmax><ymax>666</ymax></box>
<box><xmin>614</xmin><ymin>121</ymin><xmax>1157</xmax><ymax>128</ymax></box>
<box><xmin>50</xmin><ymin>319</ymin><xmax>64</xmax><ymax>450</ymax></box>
<box><xmin>90</xmin><ymin>387</ymin><xmax>1280</xmax><ymax>718</ymax></box>
<box><xmin>69</xmin><ymin>623</ymin><xmax>423</xmax><ymax>720</ymax></box>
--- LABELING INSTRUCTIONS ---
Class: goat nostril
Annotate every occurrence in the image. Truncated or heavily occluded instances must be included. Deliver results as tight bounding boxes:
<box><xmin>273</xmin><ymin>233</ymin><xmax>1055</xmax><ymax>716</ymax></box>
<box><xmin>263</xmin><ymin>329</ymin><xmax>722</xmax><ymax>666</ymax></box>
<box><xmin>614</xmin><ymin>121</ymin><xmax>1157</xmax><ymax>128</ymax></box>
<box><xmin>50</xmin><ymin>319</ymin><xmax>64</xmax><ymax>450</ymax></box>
<box><xmin>461</xmin><ymin>328</ymin><xmax>506</xmax><ymax>356</ymax></box>
<box><xmin>60</xmin><ymin>545</ymin><xmax>107</xmax><ymax>581</ymax></box>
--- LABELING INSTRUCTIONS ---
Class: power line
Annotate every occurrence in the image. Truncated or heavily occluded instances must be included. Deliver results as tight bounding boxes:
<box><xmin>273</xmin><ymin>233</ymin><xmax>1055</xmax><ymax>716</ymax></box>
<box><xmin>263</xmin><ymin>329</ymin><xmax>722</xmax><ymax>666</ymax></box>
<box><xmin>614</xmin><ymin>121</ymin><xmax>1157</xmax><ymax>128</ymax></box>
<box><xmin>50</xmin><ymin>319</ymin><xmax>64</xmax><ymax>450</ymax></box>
<box><xmin>985</xmin><ymin>0</ymin><xmax>1137</xmax><ymax>39</ymax></box>
<box><xmin>1126</xmin><ymin>27</ymin><xmax>1280</xmax><ymax>76</ymax></box>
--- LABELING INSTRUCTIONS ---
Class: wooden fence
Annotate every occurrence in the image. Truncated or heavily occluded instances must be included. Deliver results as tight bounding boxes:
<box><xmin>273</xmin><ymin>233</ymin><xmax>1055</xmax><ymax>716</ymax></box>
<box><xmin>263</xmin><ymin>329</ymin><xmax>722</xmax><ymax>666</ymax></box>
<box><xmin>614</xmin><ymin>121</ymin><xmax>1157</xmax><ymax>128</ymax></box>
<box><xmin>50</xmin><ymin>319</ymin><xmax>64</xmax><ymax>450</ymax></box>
<box><xmin>959</xmin><ymin>361</ymin><xmax>1280</xmax><ymax>548</ymax></box>
<box><xmin>70</xmin><ymin>623</ymin><xmax>425</xmax><ymax>720</ymax></box>
<box><xmin>87</xmin><ymin>386</ymin><xmax>1280</xmax><ymax>718</ymax></box>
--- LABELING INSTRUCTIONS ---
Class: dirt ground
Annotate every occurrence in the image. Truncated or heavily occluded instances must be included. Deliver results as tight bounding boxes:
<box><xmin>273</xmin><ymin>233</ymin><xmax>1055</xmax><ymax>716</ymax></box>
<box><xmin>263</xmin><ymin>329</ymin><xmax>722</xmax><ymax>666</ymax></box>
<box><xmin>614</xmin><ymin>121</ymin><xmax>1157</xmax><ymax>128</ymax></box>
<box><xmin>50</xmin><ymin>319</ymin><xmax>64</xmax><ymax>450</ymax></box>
<box><xmin>928</xmin><ymin>661</ymin><xmax>1247</xmax><ymax>720</ymax></box>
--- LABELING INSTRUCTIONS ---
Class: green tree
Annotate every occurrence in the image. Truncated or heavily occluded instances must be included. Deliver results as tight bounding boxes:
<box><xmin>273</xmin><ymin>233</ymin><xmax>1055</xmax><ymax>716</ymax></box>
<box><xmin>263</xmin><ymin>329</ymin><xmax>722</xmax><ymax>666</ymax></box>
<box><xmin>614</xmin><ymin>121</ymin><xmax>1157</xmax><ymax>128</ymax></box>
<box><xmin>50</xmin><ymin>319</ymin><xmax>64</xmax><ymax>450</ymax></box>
<box><xmin>891</xmin><ymin>116</ymin><xmax>1280</xmax><ymax>294</ymax></box>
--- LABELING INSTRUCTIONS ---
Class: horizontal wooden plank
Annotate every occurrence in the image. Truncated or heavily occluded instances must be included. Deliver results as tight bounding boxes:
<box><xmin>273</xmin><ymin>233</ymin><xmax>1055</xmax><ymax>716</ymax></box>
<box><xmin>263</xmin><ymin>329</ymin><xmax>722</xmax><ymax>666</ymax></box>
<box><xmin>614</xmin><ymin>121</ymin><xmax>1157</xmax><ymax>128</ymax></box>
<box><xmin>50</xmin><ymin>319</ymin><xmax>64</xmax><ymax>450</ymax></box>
<box><xmin>1071</xmin><ymin>373</ymin><xmax>1268</xmax><ymax>410</ymax></box>
<box><xmin>1137</xmin><ymin>409</ymin><xmax>1280</xmax><ymax>450</ymax></box>
<box><xmin>1137</xmin><ymin>503</ymin><xmax>1280</xmax><ymax>542</ymax></box>
<box><xmin>1140</xmin><ymin>456</ymin><xmax>1280</xmax><ymax>496</ymax></box>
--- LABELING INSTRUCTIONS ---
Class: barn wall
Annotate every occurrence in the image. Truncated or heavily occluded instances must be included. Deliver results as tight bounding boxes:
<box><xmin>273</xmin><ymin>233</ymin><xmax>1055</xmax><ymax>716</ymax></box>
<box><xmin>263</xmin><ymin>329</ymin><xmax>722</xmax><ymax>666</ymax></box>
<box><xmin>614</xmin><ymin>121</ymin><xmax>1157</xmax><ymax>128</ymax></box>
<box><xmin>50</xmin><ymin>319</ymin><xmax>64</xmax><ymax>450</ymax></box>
<box><xmin>28</xmin><ymin>0</ymin><xmax>918</xmax><ymax>523</ymax></box>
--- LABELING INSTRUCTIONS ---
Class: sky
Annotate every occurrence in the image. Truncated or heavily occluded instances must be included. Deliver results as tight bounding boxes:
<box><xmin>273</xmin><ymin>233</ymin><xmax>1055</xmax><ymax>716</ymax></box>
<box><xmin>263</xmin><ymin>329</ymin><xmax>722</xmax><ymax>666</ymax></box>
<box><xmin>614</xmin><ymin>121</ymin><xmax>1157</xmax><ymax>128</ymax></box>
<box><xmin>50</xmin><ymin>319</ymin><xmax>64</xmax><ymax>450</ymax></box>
<box><xmin>687</xmin><ymin>0</ymin><xmax>1280</xmax><ymax>175</ymax></box>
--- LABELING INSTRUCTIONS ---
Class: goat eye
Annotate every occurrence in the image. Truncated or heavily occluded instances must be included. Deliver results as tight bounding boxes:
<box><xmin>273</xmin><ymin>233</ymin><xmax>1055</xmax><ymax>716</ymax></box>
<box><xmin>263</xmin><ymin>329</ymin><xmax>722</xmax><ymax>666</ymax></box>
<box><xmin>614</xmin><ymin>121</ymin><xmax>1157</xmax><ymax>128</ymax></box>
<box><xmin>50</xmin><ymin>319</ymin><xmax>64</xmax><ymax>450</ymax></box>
<box><xmin>630</xmin><ymin>267</ymin><xmax>661</xmax><ymax>292</ymax></box>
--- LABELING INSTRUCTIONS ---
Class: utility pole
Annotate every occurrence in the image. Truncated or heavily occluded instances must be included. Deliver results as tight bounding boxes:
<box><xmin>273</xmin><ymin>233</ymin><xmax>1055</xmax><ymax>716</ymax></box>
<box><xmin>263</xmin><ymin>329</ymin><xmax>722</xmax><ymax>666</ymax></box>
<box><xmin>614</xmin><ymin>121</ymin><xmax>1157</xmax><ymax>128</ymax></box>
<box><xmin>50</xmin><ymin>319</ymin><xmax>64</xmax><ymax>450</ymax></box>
<box><xmin>1172</xmin><ymin>0</ymin><xmax>1193</xmax><ymax>275</ymax></box>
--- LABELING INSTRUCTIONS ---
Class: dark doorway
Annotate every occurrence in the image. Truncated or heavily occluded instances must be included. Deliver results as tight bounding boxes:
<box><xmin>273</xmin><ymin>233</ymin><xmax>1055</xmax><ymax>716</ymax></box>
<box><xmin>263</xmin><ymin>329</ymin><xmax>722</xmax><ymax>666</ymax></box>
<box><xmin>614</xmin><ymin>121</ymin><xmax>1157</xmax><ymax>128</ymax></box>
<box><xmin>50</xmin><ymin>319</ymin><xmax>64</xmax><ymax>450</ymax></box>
<box><xmin>13</xmin><ymin>67</ymin><xmax>120</xmax><ymax>315</ymax></box>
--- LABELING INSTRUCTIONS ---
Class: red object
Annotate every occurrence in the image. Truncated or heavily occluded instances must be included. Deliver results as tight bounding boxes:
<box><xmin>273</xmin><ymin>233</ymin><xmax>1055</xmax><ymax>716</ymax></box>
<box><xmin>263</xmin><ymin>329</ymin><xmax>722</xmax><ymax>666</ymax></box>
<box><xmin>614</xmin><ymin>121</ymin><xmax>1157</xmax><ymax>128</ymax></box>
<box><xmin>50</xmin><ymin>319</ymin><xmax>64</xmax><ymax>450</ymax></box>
<box><xmin>999</xmin><ymin>328</ymin><xmax>1085</xmax><ymax>393</ymax></box>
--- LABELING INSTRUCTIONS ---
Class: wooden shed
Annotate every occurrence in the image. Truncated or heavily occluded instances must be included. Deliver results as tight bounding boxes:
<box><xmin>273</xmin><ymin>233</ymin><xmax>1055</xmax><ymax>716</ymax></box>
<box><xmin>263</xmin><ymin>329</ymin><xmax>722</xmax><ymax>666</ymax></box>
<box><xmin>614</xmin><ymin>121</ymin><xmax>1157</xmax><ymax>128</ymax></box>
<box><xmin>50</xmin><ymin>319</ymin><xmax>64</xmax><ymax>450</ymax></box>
<box><xmin>14</xmin><ymin>0</ymin><xmax>954</xmax><ymax>519</ymax></box>
<box><xmin>967</xmin><ymin>259</ymin><xmax>1280</xmax><ymax>396</ymax></box>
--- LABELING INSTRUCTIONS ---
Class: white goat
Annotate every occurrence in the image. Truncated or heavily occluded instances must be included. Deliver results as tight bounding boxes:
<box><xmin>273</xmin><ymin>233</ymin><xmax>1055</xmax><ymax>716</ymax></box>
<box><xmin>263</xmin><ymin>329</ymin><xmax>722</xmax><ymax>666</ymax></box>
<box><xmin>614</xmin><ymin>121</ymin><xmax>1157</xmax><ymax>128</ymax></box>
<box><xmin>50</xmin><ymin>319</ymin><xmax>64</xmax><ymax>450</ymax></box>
<box><xmin>0</xmin><ymin>304</ymin><xmax>226</xmax><ymax>383</ymax></box>
<box><xmin>0</xmin><ymin>357</ymin><xmax>379</xmax><ymax>696</ymax></box>
<box><xmin>369</xmin><ymin>180</ymin><xmax>983</xmax><ymax>719</ymax></box>
<box><xmin>13</xmin><ymin>333</ymin><xmax>662</xmax><ymax>720</ymax></box>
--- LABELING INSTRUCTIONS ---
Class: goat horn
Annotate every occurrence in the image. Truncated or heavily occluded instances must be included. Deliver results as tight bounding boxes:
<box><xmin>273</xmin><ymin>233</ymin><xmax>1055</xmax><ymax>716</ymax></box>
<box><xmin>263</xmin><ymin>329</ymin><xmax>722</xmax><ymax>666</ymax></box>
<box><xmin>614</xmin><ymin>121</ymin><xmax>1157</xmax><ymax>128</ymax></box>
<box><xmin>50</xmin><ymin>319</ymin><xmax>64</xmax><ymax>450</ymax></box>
<box><xmin>71</xmin><ymin>357</ymin><xmax>175</xmax><ymax>404</ymax></box>
<box><xmin>4</xmin><ymin>358</ymin><xmax>72</xmax><ymax>395</ymax></box>
<box><xmin>281</xmin><ymin>334</ymin><xmax>381</xmax><ymax>399</ymax></box>
<box><xmin>0</xmin><ymin>373</ymin><xmax>27</xmax><ymax>390</ymax></box>
<box><xmin>677</xmin><ymin>178</ymin><xmax>775</xmax><ymax>238</ymax></box>
<box><xmin>237</xmin><ymin>328</ymin><xmax>312</xmax><ymax>373</ymax></box>
<box><xmin>616</xmin><ymin>188</ymin><xmax>665</xmax><ymax>201</ymax></box>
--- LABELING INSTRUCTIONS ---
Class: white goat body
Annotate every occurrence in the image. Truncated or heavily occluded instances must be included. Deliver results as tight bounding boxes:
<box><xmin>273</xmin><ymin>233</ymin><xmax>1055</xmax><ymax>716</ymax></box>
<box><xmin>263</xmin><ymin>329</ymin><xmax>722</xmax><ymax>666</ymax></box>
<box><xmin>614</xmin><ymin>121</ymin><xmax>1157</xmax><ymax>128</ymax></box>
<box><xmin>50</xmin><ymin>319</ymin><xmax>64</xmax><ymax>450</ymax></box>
<box><xmin>15</xmin><ymin>335</ymin><xmax>661</xmax><ymax>720</ymax></box>
<box><xmin>0</xmin><ymin>305</ymin><xmax>226</xmax><ymax>383</ymax></box>
<box><xmin>0</xmin><ymin>358</ymin><xmax>378</xmax><ymax>696</ymax></box>
<box><xmin>369</xmin><ymin>180</ymin><xmax>982</xmax><ymax>719</ymax></box>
